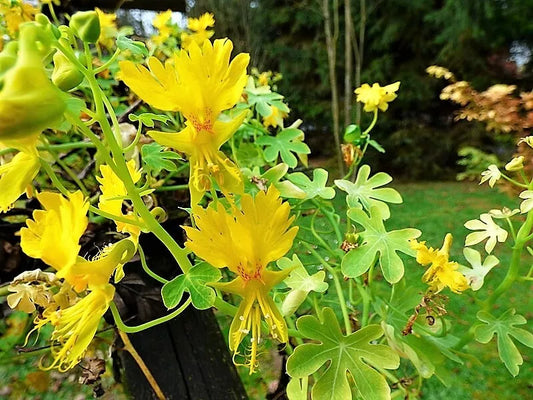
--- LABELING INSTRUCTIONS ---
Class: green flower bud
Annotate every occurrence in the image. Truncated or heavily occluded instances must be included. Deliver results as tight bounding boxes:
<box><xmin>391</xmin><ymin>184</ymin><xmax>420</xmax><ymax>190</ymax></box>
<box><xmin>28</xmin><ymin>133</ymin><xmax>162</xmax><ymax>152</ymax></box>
<box><xmin>0</xmin><ymin>24</ymin><xmax>66</xmax><ymax>140</ymax></box>
<box><xmin>52</xmin><ymin>51</ymin><xmax>84</xmax><ymax>91</ymax></box>
<box><xmin>0</xmin><ymin>65</ymin><xmax>67</xmax><ymax>139</ymax></box>
<box><xmin>70</xmin><ymin>11</ymin><xmax>100</xmax><ymax>43</ymax></box>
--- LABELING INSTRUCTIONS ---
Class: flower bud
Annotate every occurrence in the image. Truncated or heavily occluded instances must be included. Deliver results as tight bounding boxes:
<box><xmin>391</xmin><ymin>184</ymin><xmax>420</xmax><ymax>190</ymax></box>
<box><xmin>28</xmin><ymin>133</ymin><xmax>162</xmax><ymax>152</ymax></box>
<box><xmin>0</xmin><ymin>23</ymin><xmax>66</xmax><ymax>140</ymax></box>
<box><xmin>70</xmin><ymin>11</ymin><xmax>101</xmax><ymax>43</ymax></box>
<box><xmin>505</xmin><ymin>156</ymin><xmax>524</xmax><ymax>171</ymax></box>
<box><xmin>52</xmin><ymin>51</ymin><xmax>84</xmax><ymax>91</ymax></box>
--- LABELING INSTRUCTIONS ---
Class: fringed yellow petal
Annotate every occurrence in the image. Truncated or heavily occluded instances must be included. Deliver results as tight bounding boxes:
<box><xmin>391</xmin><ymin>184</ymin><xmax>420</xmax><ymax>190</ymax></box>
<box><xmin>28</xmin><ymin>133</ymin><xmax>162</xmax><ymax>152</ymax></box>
<box><xmin>147</xmin><ymin>125</ymin><xmax>195</xmax><ymax>154</ymax></box>
<box><xmin>0</xmin><ymin>151</ymin><xmax>40</xmax><ymax>213</ymax></box>
<box><xmin>20</xmin><ymin>191</ymin><xmax>88</xmax><ymax>272</ymax></box>
<box><xmin>97</xmin><ymin>161</ymin><xmax>142</xmax><ymax>239</ymax></box>
<box><xmin>172</xmin><ymin>38</ymin><xmax>249</xmax><ymax>127</ymax></box>
<box><xmin>119</xmin><ymin>58</ymin><xmax>181</xmax><ymax>111</ymax></box>
<box><xmin>44</xmin><ymin>284</ymin><xmax>115</xmax><ymax>371</ymax></box>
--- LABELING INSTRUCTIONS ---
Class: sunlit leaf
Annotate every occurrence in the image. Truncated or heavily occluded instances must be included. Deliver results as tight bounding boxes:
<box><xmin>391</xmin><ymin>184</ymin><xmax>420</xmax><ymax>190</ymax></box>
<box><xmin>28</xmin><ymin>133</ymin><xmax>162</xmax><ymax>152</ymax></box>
<box><xmin>161</xmin><ymin>262</ymin><xmax>221</xmax><ymax>310</ymax></box>
<box><xmin>342</xmin><ymin>206</ymin><xmax>421</xmax><ymax>283</ymax></box>
<box><xmin>129</xmin><ymin>112</ymin><xmax>170</xmax><ymax>128</ymax></box>
<box><xmin>141</xmin><ymin>142</ymin><xmax>182</xmax><ymax>174</ymax></box>
<box><xmin>278</xmin><ymin>255</ymin><xmax>328</xmax><ymax>315</ymax></box>
<box><xmin>257</xmin><ymin>128</ymin><xmax>311</xmax><ymax>168</ymax></box>
<box><xmin>475</xmin><ymin>309</ymin><xmax>533</xmax><ymax>376</ymax></box>
<box><xmin>335</xmin><ymin>164</ymin><xmax>401</xmax><ymax>220</ymax></box>
<box><xmin>287</xmin><ymin>308</ymin><xmax>399</xmax><ymax>400</ymax></box>
<box><xmin>287</xmin><ymin>168</ymin><xmax>335</xmax><ymax>200</ymax></box>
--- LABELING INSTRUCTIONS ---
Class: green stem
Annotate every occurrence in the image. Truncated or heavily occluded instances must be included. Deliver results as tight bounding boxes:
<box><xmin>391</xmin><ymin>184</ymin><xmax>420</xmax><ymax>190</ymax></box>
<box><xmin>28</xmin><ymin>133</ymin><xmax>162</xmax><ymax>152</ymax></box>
<box><xmin>48</xmin><ymin>150</ymin><xmax>89</xmax><ymax>196</ymax></box>
<box><xmin>94</xmin><ymin>49</ymin><xmax>121</xmax><ymax>75</ymax></box>
<box><xmin>0</xmin><ymin>142</ymin><xmax>95</xmax><ymax>157</ymax></box>
<box><xmin>138</xmin><ymin>245</ymin><xmax>168</xmax><ymax>284</ymax></box>
<box><xmin>110</xmin><ymin>298</ymin><xmax>191</xmax><ymax>333</ymax></box>
<box><xmin>484</xmin><ymin>209</ymin><xmax>533</xmax><ymax>308</ymax></box>
<box><xmin>88</xmin><ymin>205</ymin><xmax>146</xmax><ymax>228</ymax></box>
<box><xmin>82</xmin><ymin>60</ymin><xmax>193</xmax><ymax>274</ymax></box>
<box><xmin>500</xmin><ymin>173</ymin><xmax>528</xmax><ymax>189</ymax></box>
<box><xmin>362</xmin><ymin>109</ymin><xmax>378</xmax><ymax>136</ymax></box>
<box><xmin>40</xmin><ymin>159</ymin><xmax>70</xmax><ymax>197</ymax></box>
<box><xmin>313</xmin><ymin>199</ymin><xmax>343</xmax><ymax>244</ymax></box>
<box><xmin>302</xmin><ymin>242</ymin><xmax>352</xmax><ymax>334</ymax></box>
<box><xmin>155</xmin><ymin>184</ymin><xmax>189</xmax><ymax>192</ymax></box>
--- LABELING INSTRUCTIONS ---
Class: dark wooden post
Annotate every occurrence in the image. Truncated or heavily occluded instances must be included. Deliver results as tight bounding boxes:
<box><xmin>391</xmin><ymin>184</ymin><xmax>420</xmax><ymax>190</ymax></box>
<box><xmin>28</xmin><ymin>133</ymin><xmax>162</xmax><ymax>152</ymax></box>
<box><xmin>113</xmin><ymin>225</ymin><xmax>248</xmax><ymax>400</ymax></box>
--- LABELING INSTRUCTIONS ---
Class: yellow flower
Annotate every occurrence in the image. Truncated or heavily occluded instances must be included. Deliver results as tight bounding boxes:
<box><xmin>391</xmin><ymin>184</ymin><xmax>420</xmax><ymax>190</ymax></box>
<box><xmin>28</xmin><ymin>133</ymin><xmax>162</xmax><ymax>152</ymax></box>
<box><xmin>20</xmin><ymin>191</ymin><xmax>135</xmax><ymax>291</ymax></box>
<box><xmin>95</xmin><ymin>8</ymin><xmax>117</xmax><ymax>50</ymax></box>
<box><xmin>410</xmin><ymin>234</ymin><xmax>469</xmax><ymax>293</ymax></box>
<box><xmin>426</xmin><ymin>65</ymin><xmax>455</xmax><ymax>81</ymax></box>
<box><xmin>258</xmin><ymin>71</ymin><xmax>270</xmax><ymax>87</ymax></box>
<box><xmin>184</xmin><ymin>186</ymin><xmax>298</xmax><ymax>373</ymax></box>
<box><xmin>355</xmin><ymin>82</ymin><xmax>400</xmax><ymax>112</ymax></box>
<box><xmin>188</xmin><ymin>12</ymin><xmax>215</xmax><ymax>32</ymax></box>
<box><xmin>18</xmin><ymin>191</ymin><xmax>136</xmax><ymax>370</ymax></box>
<box><xmin>119</xmin><ymin>39</ymin><xmax>250</xmax><ymax>204</ymax></box>
<box><xmin>97</xmin><ymin>160</ymin><xmax>142</xmax><ymax>242</ymax></box>
<box><xmin>153</xmin><ymin>9</ymin><xmax>172</xmax><ymax>30</ymax></box>
<box><xmin>152</xmin><ymin>9</ymin><xmax>173</xmax><ymax>45</ymax></box>
<box><xmin>181</xmin><ymin>12</ymin><xmax>215</xmax><ymax>49</ymax></box>
<box><xmin>263</xmin><ymin>105</ymin><xmax>288</xmax><ymax>129</ymax></box>
<box><xmin>0</xmin><ymin>150</ymin><xmax>40</xmax><ymax>212</ymax></box>
<box><xmin>120</xmin><ymin>39</ymin><xmax>249</xmax><ymax>125</ymax></box>
<box><xmin>38</xmin><ymin>284</ymin><xmax>115</xmax><ymax>371</ymax></box>
<box><xmin>0</xmin><ymin>0</ymin><xmax>39</xmax><ymax>37</ymax></box>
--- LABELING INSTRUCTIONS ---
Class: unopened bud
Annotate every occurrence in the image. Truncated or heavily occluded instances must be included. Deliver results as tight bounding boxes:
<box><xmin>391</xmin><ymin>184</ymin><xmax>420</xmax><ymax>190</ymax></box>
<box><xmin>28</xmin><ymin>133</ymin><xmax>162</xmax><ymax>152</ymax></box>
<box><xmin>70</xmin><ymin>11</ymin><xmax>101</xmax><ymax>43</ymax></box>
<box><xmin>52</xmin><ymin>51</ymin><xmax>84</xmax><ymax>91</ymax></box>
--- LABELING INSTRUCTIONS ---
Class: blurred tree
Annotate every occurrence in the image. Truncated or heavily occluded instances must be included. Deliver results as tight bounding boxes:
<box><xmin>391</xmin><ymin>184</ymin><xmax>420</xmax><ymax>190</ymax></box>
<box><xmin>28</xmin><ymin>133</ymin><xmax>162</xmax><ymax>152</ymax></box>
<box><xmin>190</xmin><ymin>0</ymin><xmax>533</xmax><ymax>178</ymax></box>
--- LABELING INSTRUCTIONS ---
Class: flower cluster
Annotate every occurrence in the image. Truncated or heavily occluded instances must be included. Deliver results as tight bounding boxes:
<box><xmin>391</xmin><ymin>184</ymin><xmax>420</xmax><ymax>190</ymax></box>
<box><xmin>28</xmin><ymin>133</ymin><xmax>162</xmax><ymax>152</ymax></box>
<box><xmin>12</xmin><ymin>191</ymin><xmax>136</xmax><ymax>370</ymax></box>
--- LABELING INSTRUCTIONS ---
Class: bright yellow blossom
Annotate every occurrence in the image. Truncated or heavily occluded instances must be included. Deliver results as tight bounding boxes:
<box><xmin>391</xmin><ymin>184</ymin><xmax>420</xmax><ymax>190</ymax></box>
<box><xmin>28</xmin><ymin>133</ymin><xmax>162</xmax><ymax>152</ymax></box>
<box><xmin>97</xmin><ymin>160</ymin><xmax>142</xmax><ymax>243</ymax></box>
<box><xmin>0</xmin><ymin>0</ymin><xmax>39</xmax><ymax>36</ymax></box>
<box><xmin>0</xmin><ymin>150</ymin><xmax>40</xmax><ymax>212</ymax></box>
<box><xmin>181</xmin><ymin>12</ymin><xmax>214</xmax><ymax>49</ymax></box>
<box><xmin>263</xmin><ymin>105</ymin><xmax>288</xmax><ymax>129</ymax></box>
<box><xmin>355</xmin><ymin>82</ymin><xmax>400</xmax><ymax>112</ymax></box>
<box><xmin>410</xmin><ymin>234</ymin><xmax>469</xmax><ymax>293</ymax></box>
<box><xmin>119</xmin><ymin>39</ymin><xmax>250</xmax><ymax>204</ymax></box>
<box><xmin>152</xmin><ymin>9</ymin><xmax>173</xmax><ymax>45</ymax></box>
<box><xmin>18</xmin><ymin>191</ymin><xmax>135</xmax><ymax>370</ymax></box>
<box><xmin>95</xmin><ymin>8</ymin><xmax>118</xmax><ymax>50</ymax></box>
<box><xmin>184</xmin><ymin>186</ymin><xmax>298</xmax><ymax>373</ymax></box>
<box><xmin>38</xmin><ymin>284</ymin><xmax>116</xmax><ymax>371</ymax></box>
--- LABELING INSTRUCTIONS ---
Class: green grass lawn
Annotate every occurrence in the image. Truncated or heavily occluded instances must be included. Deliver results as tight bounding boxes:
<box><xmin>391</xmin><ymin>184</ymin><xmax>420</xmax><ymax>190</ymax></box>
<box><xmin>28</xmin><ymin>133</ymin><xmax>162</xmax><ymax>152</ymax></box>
<box><xmin>388</xmin><ymin>181</ymin><xmax>532</xmax><ymax>400</ymax></box>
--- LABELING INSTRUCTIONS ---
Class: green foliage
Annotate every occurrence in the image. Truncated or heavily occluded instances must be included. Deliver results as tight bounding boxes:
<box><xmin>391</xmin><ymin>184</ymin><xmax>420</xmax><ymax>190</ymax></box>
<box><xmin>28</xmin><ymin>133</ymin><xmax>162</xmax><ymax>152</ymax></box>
<box><xmin>116</xmin><ymin>35</ymin><xmax>148</xmax><ymax>56</ymax></box>
<box><xmin>278</xmin><ymin>255</ymin><xmax>328</xmax><ymax>316</ymax></box>
<box><xmin>129</xmin><ymin>112</ymin><xmax>170</xmax><ymax>128</ymax></box>
<box><xmin>475</xmin><ymin>309</ymin><xmax>533</xmax><ymax>376</ymax></box>
<box><xmin>287</xmin><ymin>308</ymin><xmax>400</xmax><ymax>400</ymax></box>
<box><xmin>141</xmin><ymin>142</ymin><xmax>182</xmax><ymax>174</ymax></box>
<box><xmin>287</xmin><ymin>168</ymin><xmax>335</xmax><ymax>200</ymax></box>
<box><xmin>335</xmin><ymin>165</ymin><xmax>402</xmax><ymax>220</ymax></box>
<box><xmin>244</xmin><ymin>84</ymin><xmax>290</xmax><ymax>117</ymax></box>
<box><xmin>342</xmin><ymin>206</ymin><xmax>421</xmax><ymax>283</ymax></box>
<box><xmin>161</xmin><ymin>262</ymin><xmax>221</xmax><ymax>310</ymax></box>
<box><xmin>256</xmin><ymin>127</ymin><xmax>310</xmax><ymax>168</ymax></box>
<box><xmin>456</xmin><ymin>146</ymin><xmax>501</xmax><ymax>182</ymax></box>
